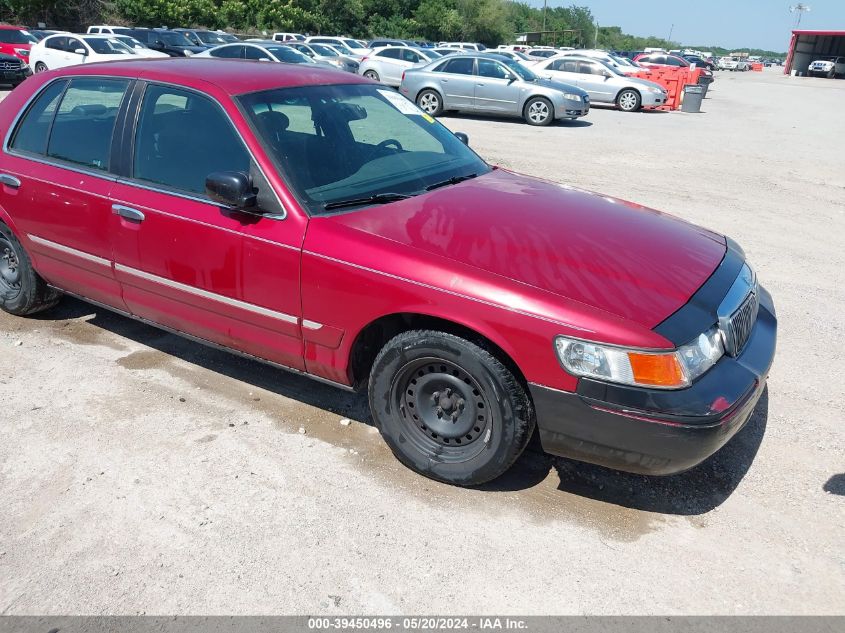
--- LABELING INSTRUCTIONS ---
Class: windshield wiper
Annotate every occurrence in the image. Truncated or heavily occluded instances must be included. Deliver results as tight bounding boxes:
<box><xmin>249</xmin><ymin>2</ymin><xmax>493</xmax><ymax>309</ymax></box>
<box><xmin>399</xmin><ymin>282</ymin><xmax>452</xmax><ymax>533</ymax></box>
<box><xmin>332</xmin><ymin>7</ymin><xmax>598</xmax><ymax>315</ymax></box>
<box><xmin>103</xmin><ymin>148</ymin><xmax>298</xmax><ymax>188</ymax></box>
<box><xmin>425</xmin><ymin>173</ymin><xmax>478</xmax><ymax>192</ymax></box>
<box><xmin>323</xmin><ymin>192</ymin><xmax>412</xmax><ymax>211</ymax></box>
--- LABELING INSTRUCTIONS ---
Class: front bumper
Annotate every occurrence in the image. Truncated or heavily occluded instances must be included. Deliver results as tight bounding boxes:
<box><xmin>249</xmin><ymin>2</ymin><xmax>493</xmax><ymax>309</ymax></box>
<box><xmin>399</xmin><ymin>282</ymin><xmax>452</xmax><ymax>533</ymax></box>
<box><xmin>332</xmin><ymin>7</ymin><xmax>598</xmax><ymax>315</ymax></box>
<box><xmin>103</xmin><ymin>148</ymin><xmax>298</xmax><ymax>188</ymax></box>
<box><xmin>531</xmin><ymin>285</ymin><xmax>777</xmax><ymax>475</ymax></box>
<box><xmin>1</xmin><ymin>66</ymin><xmax>31</xmax><ymax>85</ymax></box>
<box><xmin>641</xmin><ymin>91</ymin><xmax>667</xmax><ymax>107</ymax></box>
<box><xmin>557</xmin><ymin>97</ymin><xmax>589</xmax><ymax>119</ymax></box>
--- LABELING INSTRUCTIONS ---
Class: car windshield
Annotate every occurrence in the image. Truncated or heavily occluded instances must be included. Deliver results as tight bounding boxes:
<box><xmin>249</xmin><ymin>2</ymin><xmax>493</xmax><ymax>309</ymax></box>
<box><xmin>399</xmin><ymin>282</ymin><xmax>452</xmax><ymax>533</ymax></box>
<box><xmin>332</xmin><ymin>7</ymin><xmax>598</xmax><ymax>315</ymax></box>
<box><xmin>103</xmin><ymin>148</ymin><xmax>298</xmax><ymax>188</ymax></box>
<box><xmin>265</xmin><ymin>46</ymin><xmax>311</xmax><ymax>63</ymax></box>
<box><xmin>83</xmin><ymin>37</ymin><xmax>134</xmax><ymax>54</ymax></box>
<box><xmin>116</xmin><ymin>36</ymin><xmax>146</xmax><ymax>50</ymax></box>
<box><xmin>331</xmin><ymin>44</ymin><xmax>353</xmax><ymax>55</ymax></box>
<box><xmin>196</xmin><ymin>31</ymin><xmax>229</xmax><ymax>44</ymax></box>
<box><xmin>157</xmin><ymin>31</ymin><xmax>193</xmax><ymax>46</ymax></box>
<box><xmin>239</xmin><ymin>83</ymin><xmax>489</xmax><ymax>215</ymax></box>
<box><xmin>504</xmin><ymin>59</ymin><xmax>537</xmax><ymax>81</ymax></box>
<box><xmin>0</xmin><ymin>29</ymin><xmax>38</xmax><ymax>44</ymax></box>
<box><xmin>344</xmin><ymin>39</ymin><xmax>365</xmax><ymax>49</ymax></box>
<box><xmin>421</xmin><ymin>50</ymin><xmax>442</xmax><ymax>60</ymax></box>
<box><xmin>311</xmin><ymin>44</ymin><xmax>338</xmax><ymax>57</ymax></box>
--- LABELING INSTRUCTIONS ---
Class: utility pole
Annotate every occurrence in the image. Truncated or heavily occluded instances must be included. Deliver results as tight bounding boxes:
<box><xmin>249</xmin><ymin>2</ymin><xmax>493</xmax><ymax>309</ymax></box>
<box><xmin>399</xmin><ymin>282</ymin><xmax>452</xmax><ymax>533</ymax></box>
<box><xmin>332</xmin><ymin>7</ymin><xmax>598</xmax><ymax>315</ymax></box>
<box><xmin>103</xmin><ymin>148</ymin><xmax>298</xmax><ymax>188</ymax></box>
<box><xmin>595</xmin><ymin>21</ymin><xmax>599</xmax><ymax>48</ymax></box>
<box><xmin>790</xmin><ymin>4</ymin><xmax>811</xmax><ymax>28</ymax></box>
<box><xmin>542</xmin><ymin>0</ymin><xmax>547</xmax><ymax>32</ymax></box>
<box><xmin>667</xmin><ymin>23</ymin><xmax>674</xmax><ymax>43</ymax></box>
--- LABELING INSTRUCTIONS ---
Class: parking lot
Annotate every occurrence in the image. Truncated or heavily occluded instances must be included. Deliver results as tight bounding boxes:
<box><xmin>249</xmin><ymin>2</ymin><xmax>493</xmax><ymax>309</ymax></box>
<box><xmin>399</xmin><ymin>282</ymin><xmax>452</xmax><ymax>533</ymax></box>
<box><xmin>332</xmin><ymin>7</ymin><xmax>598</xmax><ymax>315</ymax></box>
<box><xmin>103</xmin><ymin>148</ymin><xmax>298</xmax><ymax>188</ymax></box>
<box><xmin>0</xmin><ymin>68</ymin><xmax>843</xmax><ymax>615</ymax></box>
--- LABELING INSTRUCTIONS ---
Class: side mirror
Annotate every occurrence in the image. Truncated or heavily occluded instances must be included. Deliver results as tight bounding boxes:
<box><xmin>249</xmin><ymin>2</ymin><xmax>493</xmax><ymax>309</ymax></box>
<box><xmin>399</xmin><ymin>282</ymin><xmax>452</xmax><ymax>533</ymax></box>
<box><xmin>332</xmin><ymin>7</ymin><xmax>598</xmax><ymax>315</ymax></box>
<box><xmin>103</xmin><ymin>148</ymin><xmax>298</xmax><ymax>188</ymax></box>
<box><xmin>206</xmin><ymin>171</ymin><xmax>257</xmax><ymax>209</ymax></box>
<box><xmin>74</xmin><ymin>48</ymin><xmax>87</xmax><ymax>56</ymax></box>
<box><xmin>507</xmin><ymin>74</ymin><xmax>517</xmax><ymax>84</ymax></box>
<box><xmin>454</xmin><ymin>132</ymin><xmax>469</xmax><ymax>146</ymax></box>
<box><xmin>154</xmin><ymin>40</ymin><xmax>164</xmax><ymax>48</ymax></box>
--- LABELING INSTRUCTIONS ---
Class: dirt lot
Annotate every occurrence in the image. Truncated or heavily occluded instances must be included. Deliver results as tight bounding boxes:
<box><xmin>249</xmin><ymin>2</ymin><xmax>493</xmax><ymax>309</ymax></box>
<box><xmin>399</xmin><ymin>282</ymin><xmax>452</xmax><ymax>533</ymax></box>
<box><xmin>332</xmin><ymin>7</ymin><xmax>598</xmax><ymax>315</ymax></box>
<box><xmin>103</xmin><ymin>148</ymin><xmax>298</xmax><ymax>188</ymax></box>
<box><xmin>1</xmin><ymin>69</ymin><xmax>843</xmax><ymax>615</ymax></box>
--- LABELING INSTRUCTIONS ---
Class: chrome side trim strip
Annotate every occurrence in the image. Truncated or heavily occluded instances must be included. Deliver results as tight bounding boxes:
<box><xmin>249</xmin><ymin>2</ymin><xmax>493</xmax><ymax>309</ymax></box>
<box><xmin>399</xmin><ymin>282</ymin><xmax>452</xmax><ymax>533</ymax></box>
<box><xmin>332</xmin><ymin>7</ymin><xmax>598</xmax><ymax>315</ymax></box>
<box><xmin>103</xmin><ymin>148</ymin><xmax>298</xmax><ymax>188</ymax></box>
<box><xmin>28</xmin><ymin>234</ymin><xmax>111</xmax><ymax>268</ymax></box>
<box><xmin>114</xmin><ymin>263</ymin><xmax>299</xmax><ymax>325</ymax></box>
<box><xmin>50</xmin><ymin>285</ymin><xmax>356</xmax><ymax>393</ymax></box>
<box><xmin>303</xmin><ymin>250</ymin><xmax>595</xmax><ymax>333</ymax></box>
<box><xmin>301</xmin><ymin>319</ymin><xmax>324</xmax><ymax>330</ymax></box>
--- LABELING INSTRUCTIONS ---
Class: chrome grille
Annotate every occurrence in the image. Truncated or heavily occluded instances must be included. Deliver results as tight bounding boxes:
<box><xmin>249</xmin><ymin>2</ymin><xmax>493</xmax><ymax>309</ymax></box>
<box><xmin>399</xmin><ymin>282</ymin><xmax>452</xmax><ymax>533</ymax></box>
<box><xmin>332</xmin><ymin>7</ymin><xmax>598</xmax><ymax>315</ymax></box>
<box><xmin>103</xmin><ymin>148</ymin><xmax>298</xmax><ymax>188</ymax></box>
<box><xmin>0</xmin><ymin>61</ymin><xmax>21</xmax><ymax>70</ymax></box>
<box><xmin>725</xmin><ymin>290</ymin><xmax>758</xmax><ymax>356</ymax></box>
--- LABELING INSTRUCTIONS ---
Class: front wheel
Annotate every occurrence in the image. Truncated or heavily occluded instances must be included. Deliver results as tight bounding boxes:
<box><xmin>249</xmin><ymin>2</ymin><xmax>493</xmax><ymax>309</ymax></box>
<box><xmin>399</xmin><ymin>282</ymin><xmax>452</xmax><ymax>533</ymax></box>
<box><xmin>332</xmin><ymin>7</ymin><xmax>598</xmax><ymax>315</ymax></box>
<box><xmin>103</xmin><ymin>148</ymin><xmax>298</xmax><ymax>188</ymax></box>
<box><xmin>369</xmin><ymin>330</ymin><xmax>535</xmax><ymax>486</ymax></box>
<box><xmin>523</xmin><ymin>97</ymin><xmax>554</xmax><ymax>126</ymax></box>
<box><xmin>34</xmin><ymin>62</ymin><xmax>47</xmax><ymax>73</ymax></box>
<box><xmin>0</xmin><ymin>223</ymin><xmax>61</xmax><ymax>316</ymax></box>
<box><xmin>416</xmin><ymin>89</ymin><xmax>443</xmax><ymax>116</ymax></box>
<box><xmin>363</xmin><ymin>70</ymin><xmax>380</xmax><ymax>81</ymax></box>
<box><xmin>616</xmin><ymin>88</ymin><xmax>641</xmax><ymax>112</ymax></box>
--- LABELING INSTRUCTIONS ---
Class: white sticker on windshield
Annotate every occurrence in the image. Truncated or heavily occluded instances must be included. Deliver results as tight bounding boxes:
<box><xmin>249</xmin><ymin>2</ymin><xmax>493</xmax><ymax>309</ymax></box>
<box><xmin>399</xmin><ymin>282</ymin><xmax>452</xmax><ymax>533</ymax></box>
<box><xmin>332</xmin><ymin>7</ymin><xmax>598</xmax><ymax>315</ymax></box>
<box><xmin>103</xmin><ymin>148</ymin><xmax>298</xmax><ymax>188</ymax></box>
<box><xmin>377</xmin><ymin>89</ymin><xmax>423</xmax><ymax>115</ymax></box>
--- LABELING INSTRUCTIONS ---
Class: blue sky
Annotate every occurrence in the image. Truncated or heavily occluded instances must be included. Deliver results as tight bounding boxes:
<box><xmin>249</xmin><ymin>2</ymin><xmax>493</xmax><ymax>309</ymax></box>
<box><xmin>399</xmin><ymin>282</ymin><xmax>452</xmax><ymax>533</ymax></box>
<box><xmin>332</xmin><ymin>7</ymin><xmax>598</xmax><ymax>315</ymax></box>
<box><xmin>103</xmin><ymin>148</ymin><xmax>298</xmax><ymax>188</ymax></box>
<box><xmin>528</xmin><ymin>1</ymin><xmax>845</xmax><ymax>51</ymax></box>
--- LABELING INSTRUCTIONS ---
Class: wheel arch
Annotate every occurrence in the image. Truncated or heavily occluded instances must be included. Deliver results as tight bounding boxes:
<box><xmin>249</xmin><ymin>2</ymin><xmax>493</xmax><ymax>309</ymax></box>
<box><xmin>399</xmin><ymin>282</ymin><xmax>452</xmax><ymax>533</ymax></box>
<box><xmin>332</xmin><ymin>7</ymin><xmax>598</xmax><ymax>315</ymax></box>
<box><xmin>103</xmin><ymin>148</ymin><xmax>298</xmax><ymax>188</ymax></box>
<box><xmin>347</xmin><ymin>311</ymin><xmax>529</xmax><ymax>392</ymax></box>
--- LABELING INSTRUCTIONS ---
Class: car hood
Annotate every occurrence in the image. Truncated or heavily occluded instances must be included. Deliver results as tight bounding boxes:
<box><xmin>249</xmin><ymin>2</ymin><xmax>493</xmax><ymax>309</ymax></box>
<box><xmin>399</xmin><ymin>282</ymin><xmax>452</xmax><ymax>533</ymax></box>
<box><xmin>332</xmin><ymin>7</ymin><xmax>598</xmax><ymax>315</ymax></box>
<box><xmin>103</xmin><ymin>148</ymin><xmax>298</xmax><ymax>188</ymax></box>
<box><xmin>327</xmin><ymin>169</ymin><xmax>726</xmax><ymax>329</ymax></box>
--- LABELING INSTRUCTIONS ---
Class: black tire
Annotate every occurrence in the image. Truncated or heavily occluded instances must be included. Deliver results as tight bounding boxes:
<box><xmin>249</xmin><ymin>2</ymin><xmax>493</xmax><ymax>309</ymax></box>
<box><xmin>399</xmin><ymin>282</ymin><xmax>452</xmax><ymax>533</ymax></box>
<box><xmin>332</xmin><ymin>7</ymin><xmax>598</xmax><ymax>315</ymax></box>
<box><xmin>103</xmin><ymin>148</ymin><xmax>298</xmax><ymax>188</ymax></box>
<box><xmin>616</xmin><ymin>88</ymin><xmax>641</xmax><ymax>112</ymax></box>
<box><xmin>416</xmin><ymin>89</ymin><xmax>443</xmax><ymax>116</ymax></box>
<box><xmin>368</xmin><ymin>330</ymin><xmax>535</xmax><ymax>486</ymax></box>
<box><xmin>34</xmin><ymin>62</ymin><xmax>47</xmax><ymax>73</ymax></box>
<box><xmin>827</xmin><ymin>69</ymin><xmax>835</xmax><ymax>79</ymax></box>
<box><xmin>0</xmin><ymin>222</ymin><xmax>61</xmax><ymax>316</ymax></box>
<box><xmin>363</xmin><ymin>70</ymin><xmax>380</xmax><ymax>81</ymax></box>
<box><xmin>523</xmin><ymin>96</ymin><xmax>554</xmax><ymax>126</ymax></box>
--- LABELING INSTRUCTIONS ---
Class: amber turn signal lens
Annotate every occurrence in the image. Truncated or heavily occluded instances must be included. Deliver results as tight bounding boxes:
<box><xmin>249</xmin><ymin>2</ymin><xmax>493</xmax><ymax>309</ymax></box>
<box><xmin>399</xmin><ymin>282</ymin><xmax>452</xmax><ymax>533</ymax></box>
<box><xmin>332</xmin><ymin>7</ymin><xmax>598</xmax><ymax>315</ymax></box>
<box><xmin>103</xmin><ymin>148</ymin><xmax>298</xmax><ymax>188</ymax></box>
<box><xmin>627</xmin><ymin>352</ymin><xmax>686</xmax><ymax>387</ymax></box>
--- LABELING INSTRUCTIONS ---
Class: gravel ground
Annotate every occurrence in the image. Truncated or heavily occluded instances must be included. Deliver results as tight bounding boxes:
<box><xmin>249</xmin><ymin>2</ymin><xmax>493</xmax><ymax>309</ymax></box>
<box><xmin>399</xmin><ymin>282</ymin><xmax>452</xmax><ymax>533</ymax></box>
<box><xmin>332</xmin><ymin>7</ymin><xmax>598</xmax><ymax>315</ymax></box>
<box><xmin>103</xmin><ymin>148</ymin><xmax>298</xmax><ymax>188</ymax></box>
<box><xmin>0</xmin><ymin>69</ymin><xmax>843</xmax><ymax>615</ymax></box>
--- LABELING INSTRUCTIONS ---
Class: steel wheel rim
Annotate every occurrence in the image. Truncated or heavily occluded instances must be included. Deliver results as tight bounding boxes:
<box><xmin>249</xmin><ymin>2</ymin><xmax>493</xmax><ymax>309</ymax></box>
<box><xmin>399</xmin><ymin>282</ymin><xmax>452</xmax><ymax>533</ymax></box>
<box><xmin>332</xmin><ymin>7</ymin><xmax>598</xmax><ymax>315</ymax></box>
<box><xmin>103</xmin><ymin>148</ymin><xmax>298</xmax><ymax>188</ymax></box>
<box><xmin>419</xmin><ymin>93</ymin><xmax>438</xmax><ymax>114</ymax></box>
<box><xmin>34</xmin><ymin>63</ymin><xmax>46</xmax><ymax>73</ymax></box>
<box><xmin>528</xmin><ymin>101</ymin><xmax>549</xmax><ymax>123</ymax></box>
<box><xmin>620</xmin><ymin>92</ymin><xmax>637</xmax><ymax>110</ymax></box>
<box><xmin>364</xmin><ymin>71</ymin><xmax>378</xmax><ymax>80</ymax></box>
<box><xmin>391</xmin><ymin>357</ymin><xmax>492</xmax><ymax>463</ymax></box>
<box><xmin>0</xmin><ymin>236</ymin><xmax>22</xmax><ymax>297</ymax></box>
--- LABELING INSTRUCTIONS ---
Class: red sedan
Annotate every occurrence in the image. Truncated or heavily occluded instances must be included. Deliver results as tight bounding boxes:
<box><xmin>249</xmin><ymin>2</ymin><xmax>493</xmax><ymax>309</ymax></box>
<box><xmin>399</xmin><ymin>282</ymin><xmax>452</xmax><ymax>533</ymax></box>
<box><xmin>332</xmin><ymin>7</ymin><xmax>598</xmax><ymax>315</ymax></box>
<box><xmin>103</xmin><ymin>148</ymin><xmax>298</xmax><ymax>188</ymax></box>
<box><xmin>0</xmin><ymin>60</ymin><xmax>775</xmax><ymax>485</ymax></box>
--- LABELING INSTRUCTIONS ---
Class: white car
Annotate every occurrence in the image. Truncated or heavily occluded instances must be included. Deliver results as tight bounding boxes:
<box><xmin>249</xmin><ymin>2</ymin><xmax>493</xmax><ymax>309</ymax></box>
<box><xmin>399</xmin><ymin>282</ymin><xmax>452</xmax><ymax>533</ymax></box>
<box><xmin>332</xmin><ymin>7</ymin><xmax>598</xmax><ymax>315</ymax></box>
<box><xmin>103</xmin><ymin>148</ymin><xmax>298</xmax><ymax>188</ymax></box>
<box><xmin>808</xmin><ymin>57</ymin><xmax>845</xmax><ymax>78</ymax></box>
<box><xmin>718</xmin><ymin>56</ymin><xmax>749</xmax><ymax>71</ymax></box>
<box><xmin>272</xmin><ymin>33</ymin><xmax>305</xmax><ymax>43</ymax></box>
<box><xmin>358</xmin><ymin>46</ymin><xmax>441</xmax><ymax>86</ymax></box>
<box><xmin>441</xmin><ymin>42</ymin><xmax>485</xmax><ymax>51</ymax></box>
<box><xmin>31</xmin><ymin>34</ymin><xmax>137</xmax><ymax>72</ymax></box>
<box><xmin>305</xmin><ymin>36</ymin><xmax>370</xmax><ymax>59</ymax></box>
<box><xmin>113</xmin><ymin>35</ymin><xmax>169</xmax><ymax>58</ymax></box>
<box><xmin>86</xmin><ymin>25</ymin><xmax>133</xmax><ymax>36</ymax></box>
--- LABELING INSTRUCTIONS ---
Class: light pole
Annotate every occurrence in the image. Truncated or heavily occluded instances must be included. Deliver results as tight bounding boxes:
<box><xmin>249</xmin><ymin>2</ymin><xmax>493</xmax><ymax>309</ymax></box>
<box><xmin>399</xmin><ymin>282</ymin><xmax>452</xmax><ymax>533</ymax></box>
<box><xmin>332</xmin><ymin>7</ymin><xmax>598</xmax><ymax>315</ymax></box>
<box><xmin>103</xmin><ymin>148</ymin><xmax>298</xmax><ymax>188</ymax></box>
<box><xmin>667</xmin><ymin>23</ymin><xmax>674</xmax><ymax>43</ymax></box>
<box><xmin>542</xmin><ymin>0</ymin><xmax>547</xmax><ymax>32</ymax></box>
<box><xmin>790</xmin><ymin>3</ymin><xmax>811</xmax><ymax>28</ymax></box>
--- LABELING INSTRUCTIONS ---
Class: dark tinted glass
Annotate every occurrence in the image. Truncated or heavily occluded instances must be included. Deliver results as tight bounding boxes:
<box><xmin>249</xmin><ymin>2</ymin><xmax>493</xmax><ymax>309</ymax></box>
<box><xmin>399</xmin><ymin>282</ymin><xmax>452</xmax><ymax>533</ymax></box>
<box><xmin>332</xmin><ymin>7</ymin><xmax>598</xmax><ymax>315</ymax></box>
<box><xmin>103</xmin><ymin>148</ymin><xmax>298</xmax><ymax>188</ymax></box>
<box><xmin>133</xmin><ymin>85</ymin><xmax>251</xmax><ymax>195</ymax></box>
<box><xmin>378</xmin><ymin>48</ymin><xmax>401</xmax><ymax>59</ymax></box>
<box><xmin>244</xmin><ymin>46</ymin><xmax>271</xmax><ymax>60</ymax></box>
<box><xmin>0</xmin><ymin>29</ymin><xmax>37</xmax><ymax>44</ymax></box>
<box><xmin>10</xmin><ymin>80</ymin><xmax>67</xmax><ymax>155</ymax></box>
<box><xmin>45</xmin><ymin>36</ymin><xmax>66</xmax><ymax>51</ymax></box>
<box><xmin>211</xmin><ymin>45</ymin><xmax>242</xmax><ymax>58</ymax></box>
<box><xmin>46</xmin><ymin>78</ymin><xmax>129</xmax><ymax>170</ymax></box>
<box><xmin>477</xmin><ymin>59</ymin><xmax>509</xmax><ymax>79</ymax></box>
<box><xmin>441</xmin><ymin>57</ymin><xmax>474</xmax><ymax>75</ymax></box>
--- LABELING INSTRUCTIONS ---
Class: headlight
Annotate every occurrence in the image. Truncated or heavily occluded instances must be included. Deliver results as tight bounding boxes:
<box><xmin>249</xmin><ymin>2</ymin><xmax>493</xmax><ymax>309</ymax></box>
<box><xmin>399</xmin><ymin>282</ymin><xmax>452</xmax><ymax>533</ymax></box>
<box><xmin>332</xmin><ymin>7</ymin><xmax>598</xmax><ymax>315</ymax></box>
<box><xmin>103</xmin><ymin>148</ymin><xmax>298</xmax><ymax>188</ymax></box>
<box><xmin>15</xmin><ymin>48</ymin><xmax>29</xmax><ymax>57</ymax></box>
<box><xmin>562</xmin><ymin>92</ymin><xmax>582</xmax><ymax>101</ymax></box>
<box><xmin>183</xmin><ymin>50</ymin><xmax>193</xmax><ymax>57</ymax></box>
<box><xmin>554</xmin><ymin>327</ymin><xmax>724</xmax><ymax>389</ymax></box>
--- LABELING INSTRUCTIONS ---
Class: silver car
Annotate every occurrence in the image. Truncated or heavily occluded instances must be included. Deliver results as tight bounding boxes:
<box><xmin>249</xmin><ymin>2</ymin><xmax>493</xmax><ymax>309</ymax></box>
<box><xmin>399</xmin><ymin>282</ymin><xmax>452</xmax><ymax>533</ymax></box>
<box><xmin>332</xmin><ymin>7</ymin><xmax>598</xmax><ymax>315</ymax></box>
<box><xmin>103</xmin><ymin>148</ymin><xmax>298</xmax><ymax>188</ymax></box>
<box><xmin>195</xmin><ymin>42</ymin><xmax>334</xmax><ymax>69</ymax></box>
<box><xmin>288</xmin><ymin>42</ymin><xmax>360</xmax><ymax>72</ymax></box>
<box><xmin>359</xmin><ymin>46</ymin><xmax>441</xmax><ymax>86</ymax></box>
<box><xmin>399</xmin><ymin>53</ymin><xmax>589</xmax><ymax>126</ymax></box>
<box><xmin>533</xmin><ymin>56</ymin><xmax>667</xmax><ymax>112</ymax></box>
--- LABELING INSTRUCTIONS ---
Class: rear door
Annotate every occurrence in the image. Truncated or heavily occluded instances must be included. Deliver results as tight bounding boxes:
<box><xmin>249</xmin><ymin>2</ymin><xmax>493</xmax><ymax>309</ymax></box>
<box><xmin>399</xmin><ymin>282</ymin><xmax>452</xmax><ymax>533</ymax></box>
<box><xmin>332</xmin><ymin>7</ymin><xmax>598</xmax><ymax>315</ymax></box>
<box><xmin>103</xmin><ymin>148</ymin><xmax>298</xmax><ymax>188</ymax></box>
<box><xmin>108</xmin><ymin>82</ymin><xmax>304</xmax><ymax>369</ymax></box>
<box><xmin>434</xmin><ymin>57</ymin><xmax>476</xmax><ymax>109</ymax></box>
<box><xmin>375</xmin><ymin>48</ymin><xmax>404</xmax><ymax>83</ymax></box>
<box><xmin>0</xmin><ymin>76</ymin><xmax>132</xmax><ymax>308</ymax></box>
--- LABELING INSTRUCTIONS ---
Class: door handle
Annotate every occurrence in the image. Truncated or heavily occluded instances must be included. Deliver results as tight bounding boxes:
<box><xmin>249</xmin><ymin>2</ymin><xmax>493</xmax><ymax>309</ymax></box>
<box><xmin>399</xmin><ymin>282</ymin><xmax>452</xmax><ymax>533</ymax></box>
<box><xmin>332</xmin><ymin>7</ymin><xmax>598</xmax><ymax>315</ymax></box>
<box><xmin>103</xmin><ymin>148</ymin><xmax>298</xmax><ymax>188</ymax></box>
<box><xmin>0</xmin><ymin>174</ymin><xmax>21</xmax><ymax>188</ymax></box>
<box><xmin>112</xmin><ymin>204</ymin><xmax>145</xmax><ymax>222</ymax></box>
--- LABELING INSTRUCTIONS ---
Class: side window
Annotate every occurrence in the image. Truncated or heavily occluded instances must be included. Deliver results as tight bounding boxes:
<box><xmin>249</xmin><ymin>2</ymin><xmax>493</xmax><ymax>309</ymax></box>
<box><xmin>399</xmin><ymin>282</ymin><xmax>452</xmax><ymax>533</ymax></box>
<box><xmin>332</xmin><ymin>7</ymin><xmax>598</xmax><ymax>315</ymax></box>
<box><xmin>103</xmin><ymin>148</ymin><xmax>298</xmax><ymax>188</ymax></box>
<box><xmin>46</xmin><ymin>37</ymin><xmax>66</xmax><ymax>51</ymax></box>
<box><xmin>66</xmin><ymin>38</ymin><xmax>84</xmax><ymax>54</ymax></box>
<box><xmin>577</xmin><ymin>62</ymin><xmax>593</xmax><ymax>74</ymax></box>
<box><xmin>477</xmin><ymin>59</ymin><xmax>509</xmax><ymax>79</ymax></box>
<box><xmin>46</xmin><ymin>78</ymin><xmax>129</xmax><ymax>170</ymax></box>
<box><xmin>562</xmin><ymin>60</ymin><xmax>579</xmax><ymax>72</ymax></box>
<box><xmin>244</xmin><ymin>46</ymin><xmax>271</xmax><ymax>61</ymax></box>
<box><xmin>586</xmin><ymin>62</ymin><xmax>605</xmax><ymax>75</ymax></box>
<box><xmin>666</xmin><ymin>56</ymin><xmax>683</xmax><ymax>67</ymax></box>
<box><xmin>440</xmin><ymin>57</ymin><xmax>474</xmax><ymax>75</ymax></box>
<box><xmin>378</xmin><ymin>48</ymin><xmax>401</xmax><ymax>60</ymax></box>
<box><xmin>133</xmin><ymin>85</ymin><xmax>251</xmax><ymax>195</ymax></box>
<box><xmin>401</xmin><ymin>48</ymin><xmax>419</xmax><ymax>63</ymax></box>
<box><xmin>9</xmin><ymin>80</ymin><xmax>67</xmax><ymax>155</ymax></box>
<box><xmin>211</xmin><ymin>45</ymin><xmax>243</xmax><ymax>59</ymax></box>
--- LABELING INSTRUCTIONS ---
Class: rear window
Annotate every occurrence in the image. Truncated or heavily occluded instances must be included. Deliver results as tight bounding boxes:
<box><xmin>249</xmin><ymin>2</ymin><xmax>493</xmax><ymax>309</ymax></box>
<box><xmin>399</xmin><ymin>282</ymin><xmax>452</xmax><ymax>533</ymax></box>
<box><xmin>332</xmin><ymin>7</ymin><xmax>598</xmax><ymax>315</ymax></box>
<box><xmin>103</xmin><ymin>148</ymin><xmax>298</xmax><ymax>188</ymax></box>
<box><xmin>46</xmin><ymin>78</ymin><xmax>130</xmax><ymax>170</ymax></box>
<box><xmin>9</xmin><ymin>80</ymin><xmax>67</xmax><ymax>155</ymax></box>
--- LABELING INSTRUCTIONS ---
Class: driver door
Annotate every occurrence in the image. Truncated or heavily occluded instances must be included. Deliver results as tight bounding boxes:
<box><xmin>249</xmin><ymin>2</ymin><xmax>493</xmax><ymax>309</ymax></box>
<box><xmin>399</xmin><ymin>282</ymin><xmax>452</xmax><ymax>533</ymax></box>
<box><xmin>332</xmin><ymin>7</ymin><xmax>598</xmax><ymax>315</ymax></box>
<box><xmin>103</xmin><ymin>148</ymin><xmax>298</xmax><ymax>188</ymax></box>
<box><xmin>575</xmin><ymin>61</ymin><xmax>614</xmax><ymax>101</ymax></box>
<box><xmin>474</xmin><ymin>59</ymin><xmax>519</xmax><ymax>114</ymax></box>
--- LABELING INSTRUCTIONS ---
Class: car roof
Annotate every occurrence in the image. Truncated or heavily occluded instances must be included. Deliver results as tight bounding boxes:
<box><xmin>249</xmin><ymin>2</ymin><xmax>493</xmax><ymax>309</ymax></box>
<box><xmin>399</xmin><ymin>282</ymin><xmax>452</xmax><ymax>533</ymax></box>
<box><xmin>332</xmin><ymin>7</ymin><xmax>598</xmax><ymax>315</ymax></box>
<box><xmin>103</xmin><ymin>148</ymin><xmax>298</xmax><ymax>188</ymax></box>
<box><xmin>43</xmin><ymin>58</ymin><xmax>367</xmax><ymax>94</ymax></box>
<box><xmin>0</xmin><ymin>25</ymin><xmax>26</xmax><ymax>30</ymax></box>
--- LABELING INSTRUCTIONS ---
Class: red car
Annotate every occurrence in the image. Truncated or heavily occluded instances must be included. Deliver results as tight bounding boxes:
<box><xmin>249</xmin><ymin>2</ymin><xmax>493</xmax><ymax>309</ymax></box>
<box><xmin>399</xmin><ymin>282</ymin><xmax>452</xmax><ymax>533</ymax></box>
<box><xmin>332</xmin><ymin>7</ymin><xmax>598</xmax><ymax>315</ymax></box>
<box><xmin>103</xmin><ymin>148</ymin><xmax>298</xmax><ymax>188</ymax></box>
<box><xmin>0</xmin><ymin>60</ymin><xmax>775</xmax><ymax>486</ymax></box>
<box><xmin>0</xmin><ymin>25</ymin><xmax>37</xmax><ymax>63</ymax></box>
